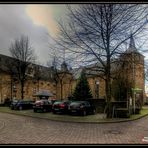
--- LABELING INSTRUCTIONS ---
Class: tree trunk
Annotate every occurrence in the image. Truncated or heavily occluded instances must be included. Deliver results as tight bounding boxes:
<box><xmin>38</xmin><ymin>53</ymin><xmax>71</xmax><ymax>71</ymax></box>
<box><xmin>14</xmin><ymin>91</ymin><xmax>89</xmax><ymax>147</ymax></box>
<box><xmin>55</xmin><ymin>82</ymin><xmax>58</xmax><ymax>99</ymax></box>
<box><xmin>60</xmin><ymin>80</ymin><xmax>63</xmax><ymax>100</ymax></box>
<box><xmin>10</xmin><ymin>77</ymin><xmax>13</xmax><ymax>101</ymax></box>
<box><xmin>21</xmin><ymin>81</ymin><xmax>24</xmax><ymax>100</ymax></box>
<box><xmin>105</xmin><ymin>56</ymin><xmax>112</xmax><ymax>118</ymax></box>
<box><xmin>106</xmin><ymin>78</ymin><xmax>112</xmax><ymax>118</ymax></box>
<box><xmin>37</xmin><ymin>78</ymin><xmax>40</xmax><ymax>91</ymax></box>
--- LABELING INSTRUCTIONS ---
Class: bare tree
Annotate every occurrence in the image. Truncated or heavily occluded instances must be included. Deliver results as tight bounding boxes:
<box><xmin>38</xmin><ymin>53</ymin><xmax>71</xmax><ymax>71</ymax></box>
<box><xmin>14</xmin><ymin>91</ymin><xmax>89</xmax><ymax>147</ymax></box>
<box><xmin>47</xmin><ymin>55</ymin><xmax>59</xmax><ymax>99</ymax></box>
<box><xmin>9</xmin><ymin>35</ymin><xmax>35</xmax><ymax>100</ymax></box>
<box><xmin>51</xmin><ymin>4</ymin><xmax>148</xmax><ymax>118</ymax></box>
<box><xmin>47</xmin><ymin>48</ymin><xmax>74</xmax><ymax>100</ymax></box>
<box><xmin>32</xmin><ymin>62</ymin><xmax>42</xmax><ymax>92</ymax></box>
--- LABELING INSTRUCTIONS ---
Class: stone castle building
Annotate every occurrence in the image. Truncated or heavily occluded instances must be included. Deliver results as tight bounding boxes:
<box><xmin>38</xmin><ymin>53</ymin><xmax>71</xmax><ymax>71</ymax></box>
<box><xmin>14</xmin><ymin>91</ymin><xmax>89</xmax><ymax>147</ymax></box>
<box><xmin>0</xmin><ymin>36</ymin><xmax>145</xmax><ymax>104</ymax></box>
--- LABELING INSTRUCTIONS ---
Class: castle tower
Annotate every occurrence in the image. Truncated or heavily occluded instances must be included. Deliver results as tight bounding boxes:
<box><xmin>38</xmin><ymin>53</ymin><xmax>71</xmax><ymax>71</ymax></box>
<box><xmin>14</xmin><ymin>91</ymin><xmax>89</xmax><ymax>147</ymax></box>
<box><xmin>61</xmin><ymin>61</ymin><xmax>69</xmax><ymax>72</ymax></box>
<box><xmin>128</xmin><ymin>34</ymin><xmax>137</xmax><ymax>52</ymax></box>
<box><xmin>123</xmin><ymin>34</ymin><xmax>145</xmax><ymax>104</ymax></box>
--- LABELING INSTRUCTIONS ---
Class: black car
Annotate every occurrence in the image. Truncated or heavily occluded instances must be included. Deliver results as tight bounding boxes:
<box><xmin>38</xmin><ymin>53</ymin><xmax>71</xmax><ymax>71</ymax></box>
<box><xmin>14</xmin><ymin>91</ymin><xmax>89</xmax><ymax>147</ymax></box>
<box><xmin>10</xmin><ymin>99</ymin><xmax>34</xmax><ymax>110</ymax></box>
<box><xmin>33</xmin><ymin>99</ymin><xmax>52</xmax><ymax>112</ymax></box>
<box><xmin>68</xmin><ymin>101</ymin><xmax>96</xmax><ymax>116</ymax></box>
<box><xmin>52</xmin><ymin>100</ymin><xmax>72</xmax><ymax>114</ymax></box>
<box><xmin>10</xmin><ymin>99</ymin><xmax>19</xmax><ymax>110</ymax></box>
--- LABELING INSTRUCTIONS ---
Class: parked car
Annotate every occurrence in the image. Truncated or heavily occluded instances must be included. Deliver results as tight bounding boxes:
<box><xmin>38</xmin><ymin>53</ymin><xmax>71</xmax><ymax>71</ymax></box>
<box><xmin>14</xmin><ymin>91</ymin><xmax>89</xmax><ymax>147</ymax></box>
<box><xmin>68</xmin><ymin>101</ymin><xmax>96</xmax><ymax>116</ymax></box>
<box><xmin>52</xmin><ymin>100</ymin><xmax>72</xmax><ymax>114</ymax></box>
<box><xmin>10</xmin><ymin>99</ymin><xmax>19</xmax><ymax>110</ymax></box>
<box><xmin>33</xmin><ymin>99</ymin><xmax>52</xmax><ymax>112</ymax></box>
<box><xmin>49</xmin><ymin>99</ymin><xmax>57</xmax><ymax>105</ymax></box>
<box><xmin>3</xmin><ymin>98</ymin><xmax>11</xmax><ymax>107</ymax></box>
<box><xmin>10</xmin><ymin>99</ymin><xmax>34</xmax><ymax>110</ymax></box>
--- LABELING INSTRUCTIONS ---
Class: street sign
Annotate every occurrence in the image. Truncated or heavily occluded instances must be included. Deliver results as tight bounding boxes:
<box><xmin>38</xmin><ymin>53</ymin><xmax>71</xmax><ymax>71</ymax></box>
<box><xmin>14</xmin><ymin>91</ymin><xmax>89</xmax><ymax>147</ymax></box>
<box><xmin>132</xmin><ymin>88</ymin><xmax>142</xmax><ymax>91</ymax></box>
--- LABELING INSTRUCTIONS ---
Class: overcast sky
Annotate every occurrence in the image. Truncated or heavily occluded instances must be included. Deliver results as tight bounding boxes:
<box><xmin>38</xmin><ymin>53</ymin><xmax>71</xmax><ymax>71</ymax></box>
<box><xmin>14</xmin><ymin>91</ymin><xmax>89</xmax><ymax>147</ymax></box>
<box><xmin>0</xmin><ymin>4</ymin><xmax>148</xmax><ymax>68</ymax></box>
<box><xmin>0</xmin><ymin>4</ymin><xmax>68</xmax><ymax>66</ymax></box>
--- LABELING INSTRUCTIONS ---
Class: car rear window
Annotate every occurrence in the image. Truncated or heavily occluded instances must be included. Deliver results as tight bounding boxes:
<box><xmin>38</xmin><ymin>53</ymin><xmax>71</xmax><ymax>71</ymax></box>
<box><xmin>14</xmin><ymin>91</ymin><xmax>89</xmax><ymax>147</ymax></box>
<box><xmin>48</xmin><ymin>100</ymin><xmax>52</xmax><ymax>103</ymax></box>
<box><xmin>35</xmin><ymin>100</ymin><xmax>42</xmax><ymax>103</ymax></box>
<box><xmin>12</xmin><ymin>100</ymin><xmax>18</xmax><ymax>104</ymax></box>
<box><xmin>70</xmin><ymin>102</ymin><xmax>81</xmax><ymax>106</ymax></box>
<box><xmin>18</xmin><ymin>100</ymin><xmax>28</xmax><ymax>104</ymax></box>
<box><xmin>53</xmin><ymin>101</ymin><xmax>62</xmax><ymax>105</ymax></box>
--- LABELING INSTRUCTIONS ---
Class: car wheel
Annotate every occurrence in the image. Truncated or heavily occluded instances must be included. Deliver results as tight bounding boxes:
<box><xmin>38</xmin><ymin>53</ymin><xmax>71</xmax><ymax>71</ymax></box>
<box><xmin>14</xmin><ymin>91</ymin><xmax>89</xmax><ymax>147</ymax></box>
<box><xmin>82</xmin><ymin>110</ymin><xmax>87</xmax><ymax>116</ymax></box>
<box><xmin>43</xmin><ymin>108</ymin><xmax>47</xmax><ymax>112</ymax></box>
<box><xmin>53</xmin><ymin>111</ymin><xmax>56</xmax><ymax>114</ymax></box>
<box><xmin>19</xmin><ymin>106</ymin><xmax>23</xmax><ymax>110</ymax></box>
<box><xmin>92</xmin><ymin>109</ymin><xmax>96</xmax><ymax>115</ymax></box>
<box><xmin>34</xmin><ymin>109</ymin><xmax>37</xmax><ymax>112</ymax></box>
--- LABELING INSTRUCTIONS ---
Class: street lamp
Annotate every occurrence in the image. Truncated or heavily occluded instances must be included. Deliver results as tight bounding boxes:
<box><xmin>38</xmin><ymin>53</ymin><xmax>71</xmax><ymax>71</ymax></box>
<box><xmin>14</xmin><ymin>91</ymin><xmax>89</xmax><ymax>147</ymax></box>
<box><xmin>96</xmin><ymin>80</ymin><xmax>99</xmax><ymax>99</ymax></box>
<box><xmin>13</xmin><ymin>85</ymin><xmax>16</xmax><ymax>99</ymax></box>
<box><xmin>13</xmin><ymin>85</ymin><xmax>16</xmax><ymax>90</ymax></box>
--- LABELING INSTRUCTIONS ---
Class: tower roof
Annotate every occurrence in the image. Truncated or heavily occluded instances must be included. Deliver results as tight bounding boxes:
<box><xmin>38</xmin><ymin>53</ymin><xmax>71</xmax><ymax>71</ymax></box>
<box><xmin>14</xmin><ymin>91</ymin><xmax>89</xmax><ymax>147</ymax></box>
<box><xmin>61</xmin><ymin>61</ymin><xmax>68</xmax><ymax>72</ymax></box>
<box><xmin>127</xmin><ymin>34</ymin><xmax>137</xmax><ymax>52</ymax></box>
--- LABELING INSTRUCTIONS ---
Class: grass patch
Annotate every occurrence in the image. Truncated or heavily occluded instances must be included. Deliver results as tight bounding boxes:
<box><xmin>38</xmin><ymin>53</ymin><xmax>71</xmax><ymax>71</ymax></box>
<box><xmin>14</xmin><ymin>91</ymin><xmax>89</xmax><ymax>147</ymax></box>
<box><xmin>129</xmin><ymin>106</ymin><xmax>148</xmax><ymax>120</ymax></box>
<box><xmin>0</xmin><ymin>106</ymin><xmax>148</xmax><ymax>123</ymax></box>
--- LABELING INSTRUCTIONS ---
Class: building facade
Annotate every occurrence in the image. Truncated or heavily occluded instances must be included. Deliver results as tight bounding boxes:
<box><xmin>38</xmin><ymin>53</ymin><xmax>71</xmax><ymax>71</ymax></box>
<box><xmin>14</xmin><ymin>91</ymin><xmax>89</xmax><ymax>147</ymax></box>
<box><xmin>0</xmin><ymin>36</ymin><xmax>145</xmax><ymax>104</ymax></box>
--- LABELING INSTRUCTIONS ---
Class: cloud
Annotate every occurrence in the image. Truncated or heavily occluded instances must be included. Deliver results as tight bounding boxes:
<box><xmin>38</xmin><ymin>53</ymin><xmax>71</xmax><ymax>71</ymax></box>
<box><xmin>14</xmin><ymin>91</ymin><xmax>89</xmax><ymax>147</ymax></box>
<box><xmin>26</xmin><ymin>5</ymin><xmax>65</xmax><ymax>37</ymax></box>
<box><xmin>0</xmin><ymin>4</ymin><xmax>64</xmax><ymax>66</ymax></box>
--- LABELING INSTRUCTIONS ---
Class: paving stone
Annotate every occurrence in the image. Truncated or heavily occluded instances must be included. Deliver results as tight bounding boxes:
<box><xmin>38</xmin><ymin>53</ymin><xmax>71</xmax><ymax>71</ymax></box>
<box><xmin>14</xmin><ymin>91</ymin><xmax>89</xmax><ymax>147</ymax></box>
<box><xmin>0</xmin><ymin>112</ymin><xmax>147</xmax><ymax>144</ymax></box>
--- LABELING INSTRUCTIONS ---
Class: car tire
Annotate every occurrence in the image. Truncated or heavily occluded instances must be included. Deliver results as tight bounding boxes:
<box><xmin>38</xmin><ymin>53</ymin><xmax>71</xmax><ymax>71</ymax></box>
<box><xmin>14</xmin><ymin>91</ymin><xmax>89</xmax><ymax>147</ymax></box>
<box><xmin>92</xmin><ymin>109</ymin><xmax>96</xmax><ymax>115</ymax></box>
<box><xmin>19</xmin><ymin>106</ymin><xmax>23</xmax><ymax>110</ymax></box>
<box><xmin>43</xmin><ymin>108</ymin><xmax>47</xmax><ymax>112</ymax></box>
<box><xmin>34</xmin><ymin>109</ymin><xmax>37</xmax><ymax>112</ymax></box>
<box><xmin>53</xmin><ymin>111</ymin><xmax>56</xmax><ymax>114</ymax></box>
<box><xmin>82</xmin><ymin>110</ymin><xmax>87</xmax><ymax>116</ymax></box>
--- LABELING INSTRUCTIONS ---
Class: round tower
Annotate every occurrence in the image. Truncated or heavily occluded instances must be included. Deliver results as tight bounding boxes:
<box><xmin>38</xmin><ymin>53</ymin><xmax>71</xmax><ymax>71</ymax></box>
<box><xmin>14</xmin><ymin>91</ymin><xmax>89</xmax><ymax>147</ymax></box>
<box><xmin>122</xmin><ymin>34</ymin><xmax>145</xmax><ymax>106</ymax></box>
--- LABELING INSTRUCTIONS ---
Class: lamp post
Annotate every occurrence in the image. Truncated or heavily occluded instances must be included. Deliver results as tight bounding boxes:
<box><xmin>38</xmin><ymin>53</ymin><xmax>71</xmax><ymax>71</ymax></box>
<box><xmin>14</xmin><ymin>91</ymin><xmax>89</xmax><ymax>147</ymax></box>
<box><xmin>96</xmin><ymin>80</ymin><xmax>99</xmax><ymax>99</ymax></box>
<box><xmin>132</xmin><ymin>88</ymin><xmax>137</xmax><ymax>114</ymax></box>
<box><xmin>133</xmin><ymin>91</ymin><xmax>136</xmax><ymax>114</ymax></box>
<box><xmin>13</xmin><ymin>84</ymin><xmax>16</xmax><ymax>99</ymax></box>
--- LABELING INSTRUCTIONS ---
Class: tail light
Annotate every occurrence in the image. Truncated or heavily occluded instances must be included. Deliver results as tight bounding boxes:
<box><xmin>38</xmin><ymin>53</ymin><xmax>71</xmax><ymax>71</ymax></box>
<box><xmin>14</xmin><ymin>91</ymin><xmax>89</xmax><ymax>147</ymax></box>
<box><xmin>60</xmin><ymin>104</ymin><xmax>65</xmax><ymax>108</ymax></box>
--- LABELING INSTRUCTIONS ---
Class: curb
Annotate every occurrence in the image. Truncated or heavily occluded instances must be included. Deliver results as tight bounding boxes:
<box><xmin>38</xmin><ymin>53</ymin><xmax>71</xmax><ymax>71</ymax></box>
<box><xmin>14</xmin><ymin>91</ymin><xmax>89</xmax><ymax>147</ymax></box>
<box><xmin>0</xmin><ymin>109</ymin><xmax>148</xmax><ymax>124</ymax></box>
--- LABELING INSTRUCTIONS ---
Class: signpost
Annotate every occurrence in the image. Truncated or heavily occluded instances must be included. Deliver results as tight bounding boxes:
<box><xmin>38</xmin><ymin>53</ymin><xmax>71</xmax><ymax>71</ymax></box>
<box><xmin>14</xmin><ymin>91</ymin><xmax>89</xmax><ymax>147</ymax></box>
<box><xmin>96</xmin><ymin>81</ymin><xmax>99</xmax><ymax>99</ymax></box>
<box><xmin>131</xmin><ymin>88</ymin><xmax>142</xmax><ymax>114</ymax></box>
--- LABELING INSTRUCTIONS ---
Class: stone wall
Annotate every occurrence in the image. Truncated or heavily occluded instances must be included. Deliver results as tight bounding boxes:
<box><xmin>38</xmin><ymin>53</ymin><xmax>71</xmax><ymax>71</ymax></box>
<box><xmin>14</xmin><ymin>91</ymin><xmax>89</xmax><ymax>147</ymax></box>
<box><xmin>0</xmin><ymin>72</ymin><xmax>56</xmax><ymax>102</ymax></box>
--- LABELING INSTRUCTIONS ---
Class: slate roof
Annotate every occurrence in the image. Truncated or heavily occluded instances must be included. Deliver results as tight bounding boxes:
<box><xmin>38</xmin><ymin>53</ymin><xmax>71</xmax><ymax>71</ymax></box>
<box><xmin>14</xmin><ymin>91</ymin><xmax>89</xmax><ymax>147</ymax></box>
<box><xmin>0</xmin><ymin>54</ymin><xmax>53</xmax><ymax>81</ymax></box>
<box><xmin>0</xmin><ymin>34</ymin><xmax>143</xmax><ymax>82</ymax></box>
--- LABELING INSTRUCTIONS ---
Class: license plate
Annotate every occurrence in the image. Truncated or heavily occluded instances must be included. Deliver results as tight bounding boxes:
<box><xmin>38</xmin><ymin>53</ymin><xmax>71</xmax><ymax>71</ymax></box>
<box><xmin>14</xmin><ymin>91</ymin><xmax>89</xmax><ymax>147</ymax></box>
<box><xmin>54</xmin><ymin>108</ymin><xmax>59</xmax><ymax>111</ymax></box>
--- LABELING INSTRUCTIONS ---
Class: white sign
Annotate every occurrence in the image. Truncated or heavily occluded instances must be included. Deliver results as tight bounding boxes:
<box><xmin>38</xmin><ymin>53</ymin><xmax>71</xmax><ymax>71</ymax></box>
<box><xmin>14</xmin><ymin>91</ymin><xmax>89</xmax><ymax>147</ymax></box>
<box><xmin>96</xmin><ymin>81</ymin><xmax>99</xmax><ymax>85</ymax></box>
<box><xmin>130</xmin><ymin>97</ymin><xmax>132</xmax><ymax>106</ymax></box>
<box><xmin>142</xmin><ymin>137</ymin><xmax>148</xmax><ymax>142</ymax></box>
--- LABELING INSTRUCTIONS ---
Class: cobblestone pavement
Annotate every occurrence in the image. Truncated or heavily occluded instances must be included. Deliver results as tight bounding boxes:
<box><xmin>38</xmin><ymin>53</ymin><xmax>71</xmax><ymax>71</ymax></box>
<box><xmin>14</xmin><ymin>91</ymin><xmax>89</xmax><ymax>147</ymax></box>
<box><xmin>0</xmin><ymin>112</ymin><xmax>148</xmax><ymax>144</ymax></box>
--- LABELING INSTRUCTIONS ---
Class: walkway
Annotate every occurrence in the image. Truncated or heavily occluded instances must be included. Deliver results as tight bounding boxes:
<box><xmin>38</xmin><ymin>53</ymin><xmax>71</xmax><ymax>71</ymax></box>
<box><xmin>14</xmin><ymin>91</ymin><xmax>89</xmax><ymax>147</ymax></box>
<box><xmin>0</xmin><ymin>112</ymin><xmax>148</xmax><ymax>144</ymax></box>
